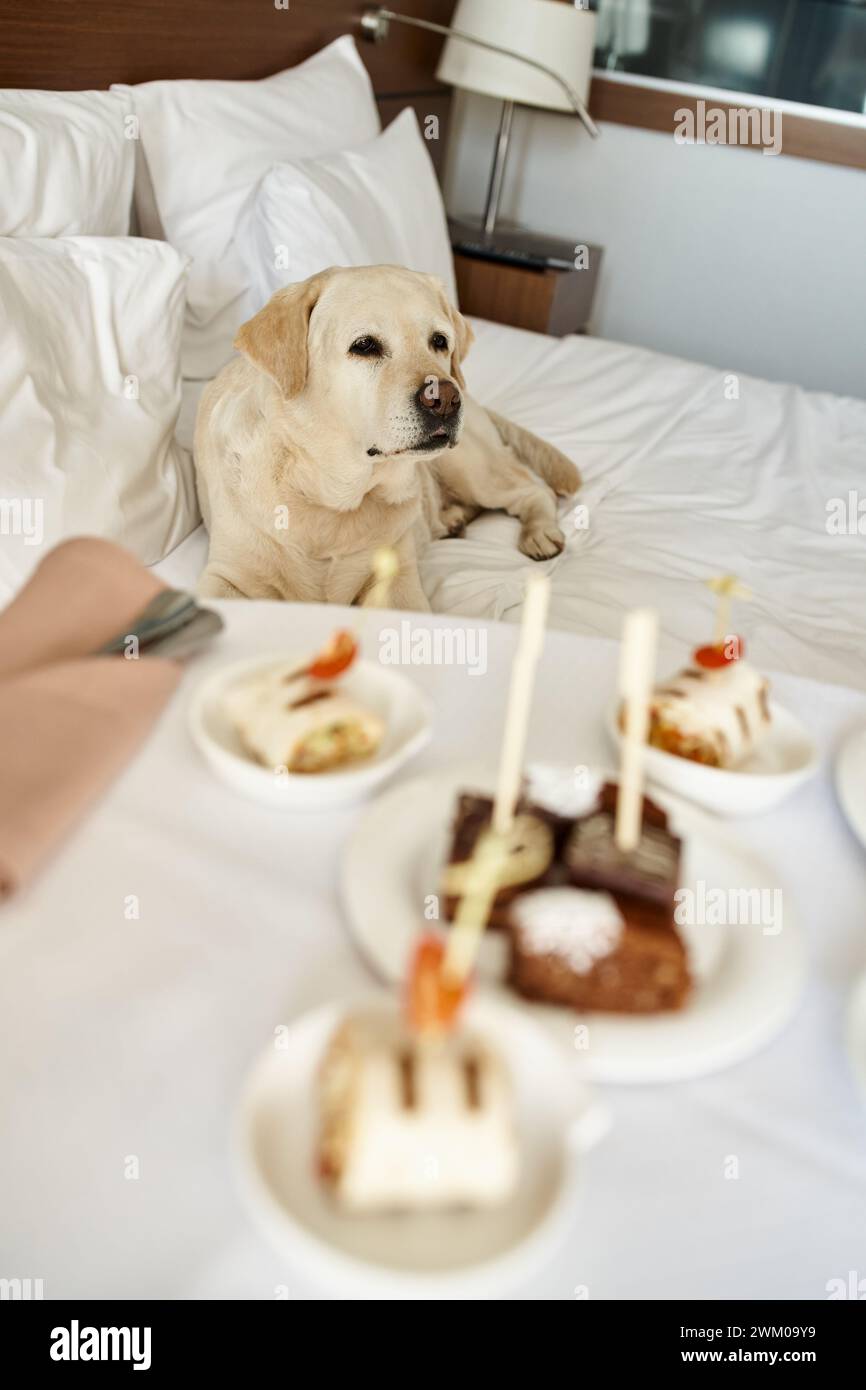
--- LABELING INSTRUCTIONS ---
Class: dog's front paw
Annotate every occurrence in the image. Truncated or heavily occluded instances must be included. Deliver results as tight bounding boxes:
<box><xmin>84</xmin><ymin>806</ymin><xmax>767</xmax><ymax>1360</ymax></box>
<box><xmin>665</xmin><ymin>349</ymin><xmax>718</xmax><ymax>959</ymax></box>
<box><xmin>519</xmin><ymin>521</ymin><xmax>565</xmax><ymax>561</ymax></box>
<box><xmin>439</xmin><ymin>501</ymin><xmax>478</xmax><ymax>538</ymax></box>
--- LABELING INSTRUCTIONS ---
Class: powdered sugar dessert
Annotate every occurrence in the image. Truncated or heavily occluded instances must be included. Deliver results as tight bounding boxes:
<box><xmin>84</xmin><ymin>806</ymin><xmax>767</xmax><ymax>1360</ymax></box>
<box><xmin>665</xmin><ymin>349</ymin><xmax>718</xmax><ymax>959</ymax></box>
<box><xmin>506</xmin><ymin>783</ymin><xmax>691</xmax><ymax>1014</ymax></box>
<box><xmin>523</xmin><ymin>763</ymin><xmax>602</xmax><ymax>822</ymax></box>
<box><xmin>510</xmin><ymin>887</ymin><xmax>624</xmax><ymax>974</ymax></box>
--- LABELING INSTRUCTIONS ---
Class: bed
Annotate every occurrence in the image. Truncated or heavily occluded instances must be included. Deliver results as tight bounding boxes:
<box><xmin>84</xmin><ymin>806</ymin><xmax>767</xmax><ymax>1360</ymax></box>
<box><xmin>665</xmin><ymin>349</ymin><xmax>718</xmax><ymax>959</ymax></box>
<box><xmin>3</xmin><ymin>0</ymin><xmax>864</xmax><ymax>694</ymax></box>
<box><xmin>158</xmin><ymin>319</ymin><xmax>866</xmax><ymax>692</ymax></box>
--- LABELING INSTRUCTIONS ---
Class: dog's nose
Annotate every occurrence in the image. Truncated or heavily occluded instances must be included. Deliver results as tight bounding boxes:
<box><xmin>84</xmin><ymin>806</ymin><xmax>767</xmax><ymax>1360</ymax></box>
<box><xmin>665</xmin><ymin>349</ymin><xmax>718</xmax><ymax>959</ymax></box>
<box><xmin>416</xmin><ymin>378</ymin><xmax>461</xmax><ymax>420</ymax></box>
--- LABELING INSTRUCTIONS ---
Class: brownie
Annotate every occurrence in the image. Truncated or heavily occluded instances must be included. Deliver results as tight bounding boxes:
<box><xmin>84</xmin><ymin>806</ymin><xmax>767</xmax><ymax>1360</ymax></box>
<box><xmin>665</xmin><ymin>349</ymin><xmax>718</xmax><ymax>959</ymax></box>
<box><xmin>507</xmin><ymin>888</ymin><xmax>691</xmax><ymax>1014</ymax></box>
<box><xmin>564</xmin><ymin>782</ymin><xmax>681</xmax><ymax>909</ymax></box>
<box><xmin>443</xmin><ymin>778</ymin><xmax>692</xmax><ymax>1014</ymax></box>
<box><xmin>505</xmin><ymin>783</ymin><xmax>691</xmax><ymax>1014</ymax></box>
<box><xmin>441</xmin><ymin>792</ymin><xmax>557</xmax><ymax>929</ymax></box>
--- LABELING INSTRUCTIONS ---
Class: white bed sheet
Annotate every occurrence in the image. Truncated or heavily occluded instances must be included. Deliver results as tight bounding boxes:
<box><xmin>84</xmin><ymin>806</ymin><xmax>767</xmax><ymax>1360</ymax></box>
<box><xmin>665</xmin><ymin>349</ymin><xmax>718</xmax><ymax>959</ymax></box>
<box><xmin>158</xmin><ymin>321</ymin><xmax>866</xmax><ymax>690</ymax></box>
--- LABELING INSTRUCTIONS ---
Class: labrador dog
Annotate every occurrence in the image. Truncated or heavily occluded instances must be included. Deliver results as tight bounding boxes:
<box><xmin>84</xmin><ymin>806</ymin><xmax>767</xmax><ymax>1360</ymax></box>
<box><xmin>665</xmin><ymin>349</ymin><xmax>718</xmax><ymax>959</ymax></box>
<box><xmin>194</xmin><ymin>265</ymin><xmax>580</xmax><ymax>610</ymax></box>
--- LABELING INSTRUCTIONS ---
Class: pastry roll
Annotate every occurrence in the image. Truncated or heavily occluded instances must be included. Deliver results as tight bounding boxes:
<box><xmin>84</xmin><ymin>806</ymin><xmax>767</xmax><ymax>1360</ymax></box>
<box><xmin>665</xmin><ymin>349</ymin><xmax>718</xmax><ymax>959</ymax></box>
<box><xmin>224</xmin><ymin>665</ymin><xmax>384</xmax><ymax>774</ymax></box>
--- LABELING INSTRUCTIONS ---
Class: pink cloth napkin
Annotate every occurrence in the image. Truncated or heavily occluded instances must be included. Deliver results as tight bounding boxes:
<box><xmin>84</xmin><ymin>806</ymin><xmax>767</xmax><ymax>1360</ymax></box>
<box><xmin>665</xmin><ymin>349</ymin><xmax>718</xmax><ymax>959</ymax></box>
<box><xmin>0</xmin><ymin>539</ymin><xmax>183</xmax><ymax>899</ymax></box>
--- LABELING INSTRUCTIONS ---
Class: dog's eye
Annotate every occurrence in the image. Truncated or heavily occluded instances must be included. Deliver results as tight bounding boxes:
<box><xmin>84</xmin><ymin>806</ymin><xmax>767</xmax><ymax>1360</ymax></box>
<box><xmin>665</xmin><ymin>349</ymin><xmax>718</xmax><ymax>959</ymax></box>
<box><xmin>430</xmin><ymin>333</ymin><xmax>450</xmax><ymax>352</ymax></box>
<box><xmin>349</xmin><ymin>336</ymin><xmax>384</xmax><ymax>358</ymax></box>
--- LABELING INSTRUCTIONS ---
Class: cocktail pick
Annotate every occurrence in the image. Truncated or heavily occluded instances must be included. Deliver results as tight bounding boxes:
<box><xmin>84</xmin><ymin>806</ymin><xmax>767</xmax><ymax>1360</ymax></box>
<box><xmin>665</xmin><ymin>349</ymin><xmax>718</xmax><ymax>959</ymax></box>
<box><xmin>365</xmin><ymin>546</ymin><xmax>400</xmax><ymax>610</ymax></box>
<box><xmin>298</xmin><ymin>547</ymin><xmax>400</xmax><ymax>681</ymax></box>
<box><xmin>615</xmin><ymin>607</ymin><xmax>659</xmax><ymax>853</ymax></box>
<box><xmin>441</xmin><ymin>574</ymin><xmax>551</xmax><ymax>988</ymax></box>
<box><xmin>492</xmin><ymin>574</ymin><xmax>551</xmax><ymax>835</ymax></box>
<box><xmin>705</xmin><ymin>574</ymin><xmax>752</xmax><ymax>647</ymax></box>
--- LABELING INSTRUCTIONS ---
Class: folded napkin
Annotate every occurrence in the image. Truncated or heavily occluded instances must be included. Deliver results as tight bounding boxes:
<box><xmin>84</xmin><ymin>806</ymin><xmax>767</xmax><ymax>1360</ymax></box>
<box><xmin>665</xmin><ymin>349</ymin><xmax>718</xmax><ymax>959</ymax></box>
<box><xmin>0</xmin><ymin>539</ymin><xmax>183</xmax><ymax>900</ymax></box>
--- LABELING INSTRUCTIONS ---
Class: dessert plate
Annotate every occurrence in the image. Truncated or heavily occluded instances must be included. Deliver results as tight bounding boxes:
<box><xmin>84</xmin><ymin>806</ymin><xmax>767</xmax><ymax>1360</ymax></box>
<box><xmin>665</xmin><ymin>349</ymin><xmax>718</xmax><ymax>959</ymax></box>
<box><xmin>341</xmin><ymin>766</ymin><xmax>806</xmax><ymax>1083</ymax></box>
<box><xmin>234</xmin><ymin>993</ymin><xmax>609</xmax><ymax>1299</ymax></box>
<box><xmin>189</xmin><ymin>654</ymin><xmax>432</xmax><ymax>809</ymax></box>
<box><xmin>835</xmin><ymin>726</ymin><xmax>866</xmax><ymax>852</ymax></box>
<box><xmin>606</xmin><ymin>701</ymin><xmax>818</xmax><ymax>817</ymax></box>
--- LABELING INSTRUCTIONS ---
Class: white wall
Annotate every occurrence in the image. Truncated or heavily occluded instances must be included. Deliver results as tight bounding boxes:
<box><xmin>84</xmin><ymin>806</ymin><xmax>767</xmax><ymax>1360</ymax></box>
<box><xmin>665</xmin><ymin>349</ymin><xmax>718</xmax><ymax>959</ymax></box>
<box><xmin>444</xmin><ymin>91</ymin><xmax>866</xmax><ymax>399</ymax></box>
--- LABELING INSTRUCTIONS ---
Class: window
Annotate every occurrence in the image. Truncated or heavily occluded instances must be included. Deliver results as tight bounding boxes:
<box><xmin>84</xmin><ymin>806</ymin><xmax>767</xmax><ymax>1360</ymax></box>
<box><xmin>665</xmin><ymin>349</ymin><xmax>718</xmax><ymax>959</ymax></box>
<box><xmin>593</xmin><ymin>0</ymin><xmax>866</xmax><ymax>115</ymax></box>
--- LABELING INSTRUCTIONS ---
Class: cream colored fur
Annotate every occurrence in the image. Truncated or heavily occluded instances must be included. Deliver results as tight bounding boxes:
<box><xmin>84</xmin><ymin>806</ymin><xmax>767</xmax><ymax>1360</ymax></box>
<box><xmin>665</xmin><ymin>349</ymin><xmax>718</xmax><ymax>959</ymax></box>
<box><xmin>194</xmin><ymin>265</ymin><xmax>580</xmax><ymax>611</ymax></box>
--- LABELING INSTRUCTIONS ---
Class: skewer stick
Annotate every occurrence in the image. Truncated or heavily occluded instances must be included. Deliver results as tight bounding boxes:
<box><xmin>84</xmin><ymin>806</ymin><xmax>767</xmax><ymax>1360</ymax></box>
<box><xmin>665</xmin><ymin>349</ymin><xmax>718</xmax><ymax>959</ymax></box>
<box><xmin>492</xmin><ymin>574</ymin><xmax>551</xmax><ymax>834</ymax></box>
<box><xmin>443</xmin><ymin>573</ymin><xmax>551</xmax><ymax>985</ymax></box>
<box><xmin>705</xmin><ymin>574</ymin><xmax>751</xmax><ymax>647</ymax></box>
<box><xmin>441</xmin><ymin>830</ymin><xmax>509</xmax><ymax>985</ymax></box>
<box><xmin>350</xmin><ymin>545</ymin><xmax>399</xmax><ymax>653</ymax></box>
<box><xmin>615</xmin><ymin>607</ymin><xmax>659</xmax><ymax>853</ymax></box>
<box><xmin>366</xmin><ymin>546</ymin><xmax>399</xmax><ymax>611</ymax></box>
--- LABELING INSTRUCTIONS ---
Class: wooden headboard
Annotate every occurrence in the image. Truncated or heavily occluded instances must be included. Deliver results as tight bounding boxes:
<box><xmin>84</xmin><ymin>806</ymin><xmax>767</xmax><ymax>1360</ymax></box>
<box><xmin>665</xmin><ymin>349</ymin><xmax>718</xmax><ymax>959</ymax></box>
<box><xmin>0</xmin><ymin>0</ymin><xmax>457</xmax><ymax>170</ymax></box>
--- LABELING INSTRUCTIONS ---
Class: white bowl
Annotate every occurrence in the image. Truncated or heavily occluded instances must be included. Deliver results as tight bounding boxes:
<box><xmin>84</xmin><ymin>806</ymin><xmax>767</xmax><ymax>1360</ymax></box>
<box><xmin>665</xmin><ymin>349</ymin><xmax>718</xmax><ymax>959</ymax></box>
<box><xmin>234</xmin><ymin>994</ymin><xmax>609</xmax><ymax>1299</ymax></box>
<box><xmin>189</xmin><ymin>654</ymin><xmax>433</xmax><ymax>809</ymax></box>
<box><xmin>606</xmin><ymin>700</ymin><xmax>818</xmax><ymax>817</ymax></box>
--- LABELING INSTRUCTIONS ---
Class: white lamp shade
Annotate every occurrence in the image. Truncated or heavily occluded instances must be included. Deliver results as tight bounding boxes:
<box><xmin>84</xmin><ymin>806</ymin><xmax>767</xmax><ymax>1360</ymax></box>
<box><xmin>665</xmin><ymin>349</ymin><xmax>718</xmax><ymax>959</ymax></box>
<box><xmin>436</xmin><ymin>0</ymin><xmax>597</xmax><ymax>113</ymax></box>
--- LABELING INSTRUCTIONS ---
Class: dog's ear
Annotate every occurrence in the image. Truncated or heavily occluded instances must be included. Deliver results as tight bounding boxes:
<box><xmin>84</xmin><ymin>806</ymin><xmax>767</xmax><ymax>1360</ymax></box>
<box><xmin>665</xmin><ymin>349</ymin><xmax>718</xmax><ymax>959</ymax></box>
<box><xmin>234</xmin><ymin>271</ymin><xmax>332</xmax><ymax>398</ymax></box>
<box><xmin>448</xmin><ymin>302</ymin><xmax>475</xmax><ymax>391</ymax></box>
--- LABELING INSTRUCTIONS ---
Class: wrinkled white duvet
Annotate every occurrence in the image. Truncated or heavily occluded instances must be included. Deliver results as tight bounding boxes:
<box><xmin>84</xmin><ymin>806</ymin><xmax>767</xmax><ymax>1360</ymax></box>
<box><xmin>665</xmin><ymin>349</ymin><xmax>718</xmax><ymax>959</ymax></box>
<box><xmin>159</xmin><ymin>318</ymin><xmax>866</xmax><ymax>690</ymax></box>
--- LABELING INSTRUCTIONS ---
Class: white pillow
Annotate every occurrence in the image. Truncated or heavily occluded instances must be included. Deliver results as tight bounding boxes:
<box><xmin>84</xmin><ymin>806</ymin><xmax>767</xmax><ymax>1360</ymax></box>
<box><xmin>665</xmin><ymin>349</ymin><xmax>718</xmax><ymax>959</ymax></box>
<box><xmin>0</xmin><ymin>238</ymin><xmax>198</xmax><ymax>600</ymax></box>
<box><xmin>236</xmin><ymin>108</ymin><xmax>457</xmax><ymax>312</ymax></box>
<box><xmin>115</xmin><ymin>36</ymin><xmax>381</xmax><ymax>379</ymax></box>
<box><xmin>0</xmin><ymin>89</ymin><xmax>135</xmax><ymax>235</ymax></box>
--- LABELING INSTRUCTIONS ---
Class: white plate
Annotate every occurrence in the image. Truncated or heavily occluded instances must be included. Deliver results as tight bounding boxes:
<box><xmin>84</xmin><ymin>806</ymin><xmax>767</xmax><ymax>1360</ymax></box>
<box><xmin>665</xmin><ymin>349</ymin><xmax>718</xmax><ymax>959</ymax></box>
<box><xmin>606</xmin><ymin>700</ymin><xmax>818</xmax><ymax>817</ymax></box>
<box><xmin>234</xmin><ymin>994</ymin><xmax>609</xmax><ymax>1299</ymax></box>
<box><xmin>342</xmin><ymin>767</ymin><xmax>806</xmax><ymax>1083</ymax></box>
<box><xmin>846</xmin><ymin>972</ymin><xmax>866</xmax><ymax>1106</ymax></box>
<box><xmin>835</xmin><ymin>726</ymin><xmax>866</xmax><ymax>852</ymax></box>
<box><xmin>189</xmin><ymin>654</ymin><xmax>432</xmax><ymax>809</ymax></box>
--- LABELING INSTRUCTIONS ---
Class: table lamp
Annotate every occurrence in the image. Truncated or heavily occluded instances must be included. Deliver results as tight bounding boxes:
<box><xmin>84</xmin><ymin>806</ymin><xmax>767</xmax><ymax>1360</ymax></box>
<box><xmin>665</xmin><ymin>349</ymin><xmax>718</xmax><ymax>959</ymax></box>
<box><xmin>361</xmin><ymin>2</ymin><xmax>599</xmax><ymax>236</ymax></box>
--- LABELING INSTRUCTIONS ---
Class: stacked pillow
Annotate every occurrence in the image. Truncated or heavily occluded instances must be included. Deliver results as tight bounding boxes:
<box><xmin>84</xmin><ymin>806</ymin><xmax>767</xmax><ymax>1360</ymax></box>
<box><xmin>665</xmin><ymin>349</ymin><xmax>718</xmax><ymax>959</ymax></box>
<box><xmin>114</xmin><ymin>35</ymin><xmax>384</xmax><ymax>379</ymax></box>
<box><xmin>0</xmin><ymin>88</ymin><xmax>135</xmax><ymax>236</ymax></box>
<box><xmin>235</xmin><ymin>107</ymin><xmax>457</xmax><ymax>314</ymax></box>
<box><xmin>0</xmin><ymin>237</ymin><xmax>195</xmax><ymax>598</ymax></box>
<box><xmin>0</xmin><ymin>37</ymin><xmax>457</xmax><ymax>598</ymax></box>
<box><xmin>0</xmin><ymin>84</ymin><xmax>193</xmax><ymax>595</ymax></box>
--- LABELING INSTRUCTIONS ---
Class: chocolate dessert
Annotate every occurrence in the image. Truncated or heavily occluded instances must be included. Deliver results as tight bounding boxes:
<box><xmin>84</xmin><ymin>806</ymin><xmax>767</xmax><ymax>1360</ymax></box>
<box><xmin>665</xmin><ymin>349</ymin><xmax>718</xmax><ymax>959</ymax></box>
<box><xmin>507</xmin><ymin>783</ymin><xmax>690</xmax><ymax>1013</ymax></box>
<box><xmin>441</xmin><ymin>793</ymin><xmax>557</xmax><ymax>928</ymax></box>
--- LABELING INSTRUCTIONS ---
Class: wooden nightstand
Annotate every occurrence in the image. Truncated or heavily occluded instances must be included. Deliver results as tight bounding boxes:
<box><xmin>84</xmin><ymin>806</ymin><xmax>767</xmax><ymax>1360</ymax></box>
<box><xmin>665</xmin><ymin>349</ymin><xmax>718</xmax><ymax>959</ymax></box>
<box><xmin>450</xmin><ymin>220</ymin><xmax>603</xmax><ymax>337</ymax></box>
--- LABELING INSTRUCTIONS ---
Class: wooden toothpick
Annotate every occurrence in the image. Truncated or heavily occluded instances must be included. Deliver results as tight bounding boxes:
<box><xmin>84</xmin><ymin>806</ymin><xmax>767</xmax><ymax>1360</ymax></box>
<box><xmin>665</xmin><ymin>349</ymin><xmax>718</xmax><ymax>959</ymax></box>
<box><xmin>705</xmin><ymin>574</ymin><xmax>751</xmax><ymax>646</ymax></box>
<box><xmin>615</xmin><ymin>607</ymin><xmax>659</xmax><ymax>853</ymax></box>
<box><xmin>442</xmin><ymin>573</ymin><xmax>551</xmax><ymax>985</ymax></box>
<box><xmin>492</xmin><ymin>574</ymin><xmax>551</xmax><ymax>835</ymax></box>
<box><xmin>366</xmin><ymin>546</ymin><xmax>399</xmax><ymax>611</ymax></box>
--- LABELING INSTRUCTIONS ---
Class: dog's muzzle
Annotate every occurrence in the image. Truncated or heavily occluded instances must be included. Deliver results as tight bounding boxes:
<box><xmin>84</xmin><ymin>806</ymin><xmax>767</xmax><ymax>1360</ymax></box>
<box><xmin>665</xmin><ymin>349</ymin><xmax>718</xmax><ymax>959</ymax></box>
<box><xmin>413</xmin><ymin>377</ymin><xmax>462</xmax><ymax>449</ymax></box>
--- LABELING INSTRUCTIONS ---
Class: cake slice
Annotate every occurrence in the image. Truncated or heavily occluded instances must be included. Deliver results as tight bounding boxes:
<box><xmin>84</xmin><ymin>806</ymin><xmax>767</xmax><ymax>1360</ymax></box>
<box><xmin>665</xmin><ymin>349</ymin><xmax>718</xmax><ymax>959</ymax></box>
<box><xmin>645</xmin><ymin>645</ymin><xmax>771</xmax><ymax>769</ymax></box>
<box><xmin>507</xmin><ymin>784</ymin><xmax>690</xmax><ymax>1014</ymax></box>
<box><xmin>317</xmin><ymin>1008</ymin><xmax>518</xmax><ymax>1212</ymax></box>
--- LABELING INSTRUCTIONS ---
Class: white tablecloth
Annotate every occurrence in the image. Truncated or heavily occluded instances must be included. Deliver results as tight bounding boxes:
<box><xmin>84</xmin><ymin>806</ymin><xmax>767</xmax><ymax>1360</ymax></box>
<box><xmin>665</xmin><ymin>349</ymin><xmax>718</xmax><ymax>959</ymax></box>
<box><xmin>2</xmin><ymin>602</ymin><xmax>866</xmax><ymax>1300</ymax></box>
